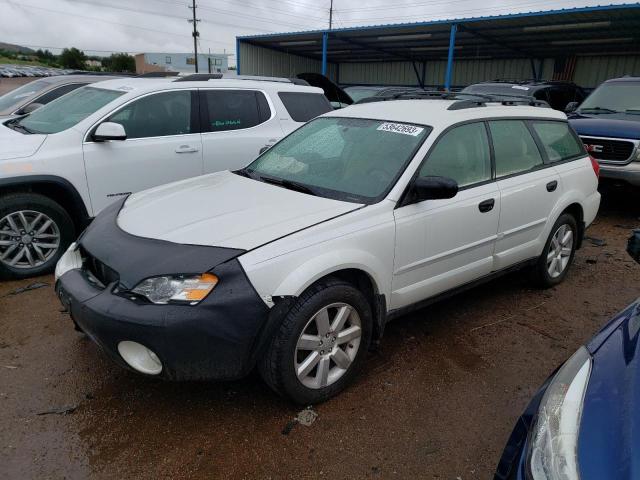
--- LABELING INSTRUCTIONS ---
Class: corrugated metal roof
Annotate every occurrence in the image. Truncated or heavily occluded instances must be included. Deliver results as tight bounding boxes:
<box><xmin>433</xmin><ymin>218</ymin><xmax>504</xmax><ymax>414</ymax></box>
<box><xmin>237</xmin><ymin>3</ymin><xmax>640</xmax><ymax>39</ymax></box>
<box><xmin>237</xmin><ymin>3</ymin><xmax>640</xmax><ymax>63</ymax></box>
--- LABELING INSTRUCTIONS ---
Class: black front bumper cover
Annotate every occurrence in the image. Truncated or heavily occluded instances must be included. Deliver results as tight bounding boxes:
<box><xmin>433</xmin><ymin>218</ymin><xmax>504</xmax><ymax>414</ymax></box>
<box><xmin>56</xmin><ymin>197</ymin><xmax>279</xmax><ymax>381</ymax></box>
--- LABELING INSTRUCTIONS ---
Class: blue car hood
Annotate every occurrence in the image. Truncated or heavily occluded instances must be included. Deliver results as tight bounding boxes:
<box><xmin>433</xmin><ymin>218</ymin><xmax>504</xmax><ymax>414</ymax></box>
<box><xmin>579</xmin><ymin>300</ymin><xmax>640</xmax><ymax>480</ymax></box>
<box><xmin>569</xmin><ymin>113</ymin><xmax>640</xmax><ymax>140</ymax></box>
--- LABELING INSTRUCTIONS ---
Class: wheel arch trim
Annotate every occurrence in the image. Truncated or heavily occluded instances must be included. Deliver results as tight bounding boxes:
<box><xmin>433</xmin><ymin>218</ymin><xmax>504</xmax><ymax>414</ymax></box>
<box><xmin>0</xmin><ymin>175</ymin><xmax>91</xmax><ymax>226</ymax></box>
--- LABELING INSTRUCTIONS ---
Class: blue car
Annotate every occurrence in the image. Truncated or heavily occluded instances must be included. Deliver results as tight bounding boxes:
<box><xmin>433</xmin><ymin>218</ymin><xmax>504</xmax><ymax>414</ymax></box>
<box><xmin>495</xmin><ymin>230</ymin><xmax>640</xmax><ymax>480</ymax></box>
<box><xmin>568</xmin><ymin>77</ymin><xmax>640</xmax><ymax>188</ymax></box>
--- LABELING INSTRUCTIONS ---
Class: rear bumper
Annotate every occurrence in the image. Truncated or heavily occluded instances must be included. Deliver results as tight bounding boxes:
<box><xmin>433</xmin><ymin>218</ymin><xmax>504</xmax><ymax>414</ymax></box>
<box><xmin>599</xmin><ymin>162</ymin><xmax>640</xmax><ymax>187</ymax></box>
<box><xmin>56</xmin><ymin>259</ymin><xmax>272</xmax><ymax>381</ymax></box>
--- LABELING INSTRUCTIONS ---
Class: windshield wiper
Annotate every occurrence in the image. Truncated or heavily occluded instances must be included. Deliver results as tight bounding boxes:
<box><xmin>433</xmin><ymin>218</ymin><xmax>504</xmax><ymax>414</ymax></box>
<box><xmin>258</xmin><ymin>175</ymin><xmax>318</xmax><ymax>196</ymax></box>
<box><xmin>578</xmin><ymin>107</ymin><xmax>619</xmax><ymax>114</ymax></box>
<box><xmin>625</xmin><ymin>109</ymin><xmax>640</xmax><ymax>115</ymax></box>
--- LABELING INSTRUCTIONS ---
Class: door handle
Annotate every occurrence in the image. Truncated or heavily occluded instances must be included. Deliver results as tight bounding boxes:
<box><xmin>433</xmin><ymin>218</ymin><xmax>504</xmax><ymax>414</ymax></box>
<box><xmin>546</xmin><ymin>180</ymin><xmax>558</xmax><ymax>192</ymax></box>
<box><xmin>175</xmin><ymin>145</ymin><xmax>199</xmax><ymax>154</ymax></box>
<box><xmin>478</xmin><ymin>198</ymin><xmax>495</xmax><ymax>213</ymax></box>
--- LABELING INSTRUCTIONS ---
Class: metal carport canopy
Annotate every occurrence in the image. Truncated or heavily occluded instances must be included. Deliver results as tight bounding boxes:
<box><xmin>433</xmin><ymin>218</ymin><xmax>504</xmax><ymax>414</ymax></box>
<box><xmin>236</xmin><ymin>3</ymin><xmax>640</xmax><ymax>89</ymax></box>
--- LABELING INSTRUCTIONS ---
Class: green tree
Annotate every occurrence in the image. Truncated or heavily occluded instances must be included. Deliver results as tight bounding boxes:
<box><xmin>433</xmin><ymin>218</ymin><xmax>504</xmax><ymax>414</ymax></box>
<box><xmin>59</xmin><ymin>47</ymin><xmax>87</xmax><ymax>70</ymax></box>
<box><xmin>102</xmin><ymin>53</ymin><xmax>135</xmax><ymax>73</ymax></box>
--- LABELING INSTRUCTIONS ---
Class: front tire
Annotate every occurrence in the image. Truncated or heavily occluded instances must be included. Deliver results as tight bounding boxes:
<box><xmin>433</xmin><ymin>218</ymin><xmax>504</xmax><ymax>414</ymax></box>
<box><xmin>258</xmin><ymin>278</ymin><xmax>372</xmax><ymax>404</ymax></box>
<box><xmin>0</xmin><ymin>193</ymin><xmax>75</xmax><ymax>280</ymax></box>
<box><xmin>532</xmin><ymin>213</ymin><xmax>577</xmax><ymax>288</ymax></box>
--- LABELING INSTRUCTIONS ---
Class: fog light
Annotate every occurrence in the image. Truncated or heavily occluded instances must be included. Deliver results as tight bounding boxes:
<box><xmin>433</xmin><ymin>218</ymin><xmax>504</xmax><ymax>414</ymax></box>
<box><xmin>117</xmin><ymin>341</ymin><xmax>162</xmax><ymax>375</ymax></box>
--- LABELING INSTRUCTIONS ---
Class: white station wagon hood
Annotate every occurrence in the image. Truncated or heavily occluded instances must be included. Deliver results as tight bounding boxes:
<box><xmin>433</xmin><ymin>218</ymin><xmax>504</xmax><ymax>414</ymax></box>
<box><xmin>118</xmin><ymin>170</ymin><xmax>362</xmax><ymax>250</ymax></box>
<box><xmin>0</xmin><ymin>124</ymin><xmax>46</xmax><ymax>161</ymax></box>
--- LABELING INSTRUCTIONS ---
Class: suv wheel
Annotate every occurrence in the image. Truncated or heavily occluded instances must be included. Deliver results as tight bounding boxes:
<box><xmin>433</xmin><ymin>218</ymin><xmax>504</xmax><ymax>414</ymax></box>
<box><xmin>0</xmin><ymin>194</ymin><xmax>75</xmax><ymax>280</ymax></box>
<box><xmin>532</xmin><ymin>213</ymin><xmax>577</xmax><ymax>288</ymax></box>
<box><xmin>258</xmin><ymin>278</ymin><xmax>372</xmax><ymax>404</ymax></box>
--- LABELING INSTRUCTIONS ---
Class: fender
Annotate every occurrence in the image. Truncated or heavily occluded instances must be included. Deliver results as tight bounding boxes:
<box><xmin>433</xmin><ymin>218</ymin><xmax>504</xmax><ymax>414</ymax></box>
<box><xmin>0</xmin><ymin>174</ymin><xmax>91</xmax><ymax>225</ymax></box>
<box><xmin>545</xmin><ymin>189</ymin><xmax>588</xmax><ymax>246</ymax></box>
<box><xmin>272</xmin><ymin>248</ymin><xmax>389</xmax><ymax>300</ymax></box>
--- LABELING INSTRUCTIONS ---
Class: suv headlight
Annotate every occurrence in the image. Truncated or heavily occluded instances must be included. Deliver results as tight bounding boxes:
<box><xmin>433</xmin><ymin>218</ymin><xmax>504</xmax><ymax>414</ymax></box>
<box><xmin>527</xmin><ymin>346</ymin><xmax>592</xmax><ymax>480</ymax></box>
<box><xmin>131</xmin><ymin>273</ymin><xmax>218</xmax><ymax>305</ymax></box>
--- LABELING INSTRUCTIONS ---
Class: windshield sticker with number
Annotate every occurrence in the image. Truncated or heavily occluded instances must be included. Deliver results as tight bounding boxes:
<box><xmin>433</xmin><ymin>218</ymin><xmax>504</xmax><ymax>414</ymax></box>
<box><xmin>377</xmin><ymin>123</ymin><xmax>424</xmax><ymax>136</ymax></box>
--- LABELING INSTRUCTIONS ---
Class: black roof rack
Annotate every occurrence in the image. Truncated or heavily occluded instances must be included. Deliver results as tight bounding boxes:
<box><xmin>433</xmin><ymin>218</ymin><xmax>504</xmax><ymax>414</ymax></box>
<box><xmin>174</xmin><ymin>73</ymin><xmax>223</xmax><ymax>82</ymax></box>
<box><xmin>357</xmin><ymin>90</ymin><xmax>551</xmax><ymax>110</ymax></box>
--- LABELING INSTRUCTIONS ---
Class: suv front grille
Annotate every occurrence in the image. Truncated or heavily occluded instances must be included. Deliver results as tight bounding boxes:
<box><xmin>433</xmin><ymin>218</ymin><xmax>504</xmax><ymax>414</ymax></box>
<box><xmin>580</xmin><ymin>136</ymin><xmax>635</xmax><ymax>163</ymax></box>
<box><xmin>80</xmin><ymin>247</ymin><xmax>119</xmax><ymax>288</ymax></box>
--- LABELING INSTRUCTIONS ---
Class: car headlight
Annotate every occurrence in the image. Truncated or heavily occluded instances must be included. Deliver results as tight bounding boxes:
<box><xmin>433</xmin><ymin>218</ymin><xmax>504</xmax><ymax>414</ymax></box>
<box><xmin>131</xmin><ymin>273</ymin><xmax>218</xmax><ymax>305</ymax></box>
<box><xmin>527</xmin><ymin>346</ymin><xmax>592</xmax><ymax>480</ymax></box>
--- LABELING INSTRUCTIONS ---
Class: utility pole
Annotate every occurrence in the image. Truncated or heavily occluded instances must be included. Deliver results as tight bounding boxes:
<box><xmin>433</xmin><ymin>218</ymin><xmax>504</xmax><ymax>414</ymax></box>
<box><xmin>329</xmin><ymin>0</ymin><xmax>334</xmax><ymax>30</ymax></box>
<box><xmin>188</xmin><ymin>0</ymin><xmax>200</xmax><ymax>73</ymax></box>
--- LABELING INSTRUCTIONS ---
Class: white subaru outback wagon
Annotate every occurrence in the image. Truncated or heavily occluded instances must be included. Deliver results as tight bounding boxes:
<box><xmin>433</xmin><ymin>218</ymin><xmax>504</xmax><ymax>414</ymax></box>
<box><xmin>55</xmin><ymin>96</ymin><xmax>601</xmax><ymax>403</ymax></box>
<box><xmin>0</xmin><ymin>77</ymin><xmax>330</xmax><ymax>278</ymax></box>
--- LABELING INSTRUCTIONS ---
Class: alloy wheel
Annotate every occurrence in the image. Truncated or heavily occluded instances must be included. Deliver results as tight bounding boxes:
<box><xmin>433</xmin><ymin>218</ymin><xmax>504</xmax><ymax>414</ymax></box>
<box><xmin>294</xmin><ymin>302</ymin><xmax>362</xmax><ymax>389</ymax></box>
<box><xmin>0</xmin><ymin>210</ymin><xmax>61</xmax><ymax>269</ymax></box>
<box><xmin>547</xmin><ymin>224</ymin><xmax>573</xmax><ymax>279</ymax></box>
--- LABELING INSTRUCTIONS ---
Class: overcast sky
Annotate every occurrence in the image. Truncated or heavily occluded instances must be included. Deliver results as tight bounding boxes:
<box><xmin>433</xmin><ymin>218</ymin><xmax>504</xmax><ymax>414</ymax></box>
<box><xmin>0</xmin><ymin>0</ymin><xmax>626</xmax><ymax>64</ymax></box>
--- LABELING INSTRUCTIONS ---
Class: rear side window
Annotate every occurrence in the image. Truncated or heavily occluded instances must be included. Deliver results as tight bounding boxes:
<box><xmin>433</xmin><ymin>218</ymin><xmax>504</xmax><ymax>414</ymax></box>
<box><xmin>35</xmin><ymin>83</ymin><xmax>87</xmax><ymax>106</ymax></box>
<box><xmin>201</xmin><ymin>90</ymin><xmax>270</xmax><ymax>132</ymax></box>
<box><xmin>278</xmin><ymin>92</ymin><xmax>332</xmax><ymax>122</ymax></box>
<box><xmin>489</xmin><ymin>120</ymin><xmax>543</xmax><ymax>177</ymax></box>
<box><xmin>531</xmin><ymin>121</ymin><xmax>585</xmax><ymax>162</ymax></box>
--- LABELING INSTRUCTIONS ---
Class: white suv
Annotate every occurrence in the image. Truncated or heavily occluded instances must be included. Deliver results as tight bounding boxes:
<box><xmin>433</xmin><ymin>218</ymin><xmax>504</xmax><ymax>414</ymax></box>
<box><xmin>0</xmin><ymin>77</ymin><xmax>330</xmax><ymax>278</ymax></box>
<box><xmin>55</xmin><ymin>96</ymin><xmax>601</xmax><ymax>403</ymax></box>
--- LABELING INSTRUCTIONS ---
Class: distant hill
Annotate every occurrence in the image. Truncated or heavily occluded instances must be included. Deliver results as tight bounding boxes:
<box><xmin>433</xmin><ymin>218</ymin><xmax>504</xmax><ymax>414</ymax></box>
<box><xmin>0</xmin><ymin>42</ymin><xmax>35</xmax><ymax>54</ymax></box>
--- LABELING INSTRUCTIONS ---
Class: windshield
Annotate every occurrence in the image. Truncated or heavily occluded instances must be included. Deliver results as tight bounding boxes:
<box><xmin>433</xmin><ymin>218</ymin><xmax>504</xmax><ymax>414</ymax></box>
<box><xmin>244</xmin><ymin>117</ymin><xmax>431</xmax><ymax>203</ymax></box>
<box><xmin>578</xmin><ymin>82</ymin><xmax>640</xmax><ymax>113</ymax></box>
<box><xmin>0</xmin><ymin>79</ymin><xmax>50</xmax><ymax>113</ymax></box>
<box><xmin>16</xmin><ymin>86</ymin><xmax>125</xmax><ymax>134</ymax></box>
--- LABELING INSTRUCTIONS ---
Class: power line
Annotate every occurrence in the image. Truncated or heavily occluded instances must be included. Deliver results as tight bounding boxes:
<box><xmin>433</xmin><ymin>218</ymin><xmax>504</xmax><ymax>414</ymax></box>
<box><xmin>335</xmin><ymin>0</ymin><xmax>602</xmax><ymax>24</ymax></box>
<box><xmin>196</xmin><ymin>4</ymin><xmax>322</xmax><ymax>30</ymax></box>
<box><xmin>201</xmin><ymin>0</ymin><xmax>327</xmax><ymax>22</ymax></box>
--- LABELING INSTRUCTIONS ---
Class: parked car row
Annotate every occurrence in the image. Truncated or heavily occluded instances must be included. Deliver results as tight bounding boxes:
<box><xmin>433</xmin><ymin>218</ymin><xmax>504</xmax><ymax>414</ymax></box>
<box><xmin>7</xmin><ymin>68</ymin><xmax>640</xmax><ymax>479</ymax></box>
<box><xmin>0</xmin><ymin>64</ymin><xmax>74</xmax><ymax>78</ymax></box>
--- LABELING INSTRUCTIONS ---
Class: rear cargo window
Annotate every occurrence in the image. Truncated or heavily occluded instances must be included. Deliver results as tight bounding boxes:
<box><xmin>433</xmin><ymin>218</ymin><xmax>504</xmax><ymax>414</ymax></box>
<box><xmin>278</xmin><ymin>92</ymin><xmax>332</xmax><ymax>122</ymax></box>
<box><xmin>531</xmin><ymin>121</ymin><xmax>585</xmax><ymax>162</ymax></box>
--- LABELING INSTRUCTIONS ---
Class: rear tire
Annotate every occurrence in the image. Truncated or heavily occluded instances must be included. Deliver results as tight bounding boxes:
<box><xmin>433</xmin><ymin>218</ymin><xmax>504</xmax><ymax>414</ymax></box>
<box><xmin>0</xmin><ymin>193</ymin><xmax>75</xmax><ymax>280</ymax></box>
<box><xmin>258</xmin><ymin>278</ymin><xmax>372</xmax><ymax>404</ymax></box>
<box><xmin>531</xmin><ymin>213</ymin><xmax>577</xmax><ymax>288</ymax></box>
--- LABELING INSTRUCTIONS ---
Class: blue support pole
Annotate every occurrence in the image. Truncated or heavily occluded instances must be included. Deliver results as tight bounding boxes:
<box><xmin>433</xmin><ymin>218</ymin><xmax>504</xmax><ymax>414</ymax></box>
<box><xmin>236</xmin><ymin>38</ymin><xmax>241</xmax><ymax>75</ymax></box>
<box><xmin>444</xmin><ymin>23</ymin><xmax>457</xmax><ymax>91</ymax></box>
<box><xmin>321</xmin><ymin>31</ymin><xmax>328</xmax><ymax>76</ymax></box>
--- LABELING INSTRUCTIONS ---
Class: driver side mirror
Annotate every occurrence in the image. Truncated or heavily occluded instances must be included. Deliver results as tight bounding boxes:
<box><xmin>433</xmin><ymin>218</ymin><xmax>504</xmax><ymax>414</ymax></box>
<box><xmin>18</xmin><ymin>102</ymin><xmax>44</xmax><ymax>115</ymax></box>
<box><xmin>565</xmin><ymin>101</ymin><xmax>579</xmax><ymax>113</ymax></box>
<box><xmin>411</xmin><ymin>176</ymin><xmax>458</xmax><ymax>203</ymax></box>
<box><xmin>93</xmin><ymin>122</ymin><xmax>127</xmax><ymax>142</ymax></box>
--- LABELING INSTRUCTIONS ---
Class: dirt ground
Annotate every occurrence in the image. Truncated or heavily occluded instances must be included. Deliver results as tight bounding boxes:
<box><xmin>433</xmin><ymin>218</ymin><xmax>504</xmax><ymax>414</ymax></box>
<box><xmin>1</xmin><ymin>188</ymin><xmax>639</xmax><ymax>480</ymax></box>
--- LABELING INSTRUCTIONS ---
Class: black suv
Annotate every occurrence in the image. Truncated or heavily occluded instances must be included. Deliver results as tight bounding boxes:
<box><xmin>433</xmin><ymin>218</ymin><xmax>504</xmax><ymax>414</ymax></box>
<box><xmin>462</xmin><ymin>80</ymin><xmax>587</xmax><ymax>111</ymax></box>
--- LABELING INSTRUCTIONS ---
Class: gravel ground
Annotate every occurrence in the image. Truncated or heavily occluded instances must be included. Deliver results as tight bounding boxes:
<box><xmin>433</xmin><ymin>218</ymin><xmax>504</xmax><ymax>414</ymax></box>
<box><xmin>1</xmin><ymin>188</ymin><xmax>639</xmax><ymax>479</ymax></box>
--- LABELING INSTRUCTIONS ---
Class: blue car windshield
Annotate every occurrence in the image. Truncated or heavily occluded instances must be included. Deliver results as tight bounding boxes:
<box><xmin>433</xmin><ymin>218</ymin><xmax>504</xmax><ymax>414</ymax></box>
<box><xmin>579</xmin><ymin>82</ymin><xmax>640</xmax><ymax>112</ymax></box>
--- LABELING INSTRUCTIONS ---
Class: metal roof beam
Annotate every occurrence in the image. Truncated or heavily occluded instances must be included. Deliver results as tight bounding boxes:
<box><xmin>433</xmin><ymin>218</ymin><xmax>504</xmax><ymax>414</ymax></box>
<box><xmin>457</xmin><ymin>23</ymin><xmax>537</xmax><ymax>58</ymax></box>
<box><xmin>338</xmin><ymin>36</ymin><xmax>415</xmax><ymax>62</ymax></box>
